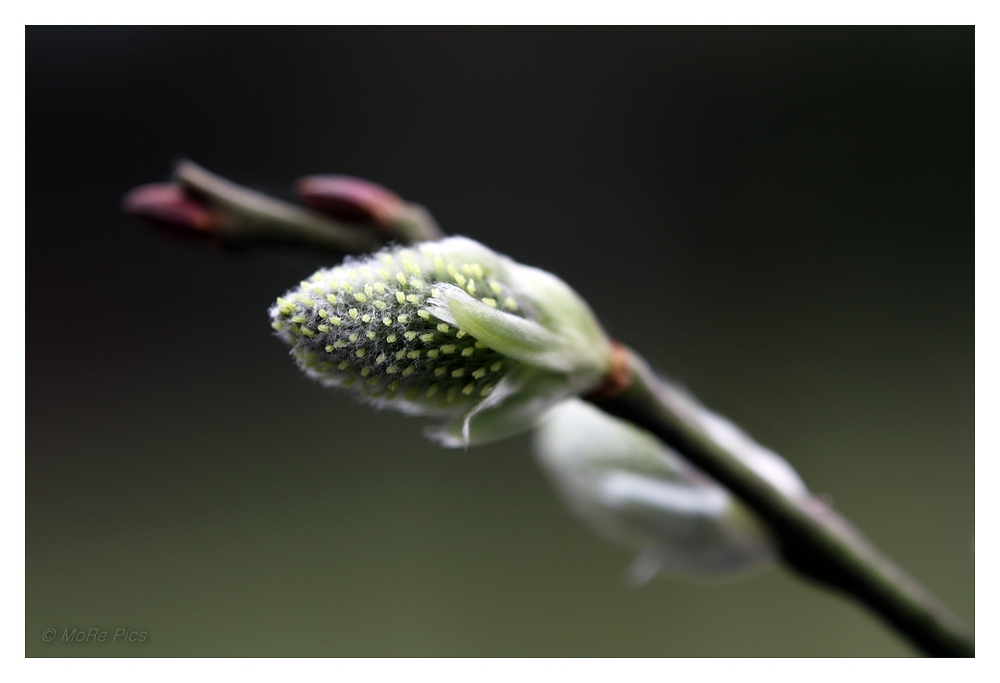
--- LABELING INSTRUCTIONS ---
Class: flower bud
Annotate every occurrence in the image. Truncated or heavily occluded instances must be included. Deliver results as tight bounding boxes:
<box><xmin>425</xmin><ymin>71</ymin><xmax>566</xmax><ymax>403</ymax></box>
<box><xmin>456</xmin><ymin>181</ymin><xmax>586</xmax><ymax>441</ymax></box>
<box><xmin>296</xmin><ymin>175</ymin><xmax>406</xmax><ymax>227</ymax></box>
<box><xmin>270</xmin><ymin>237</ymin><xmax>613</xmax><ymax>445</ymax></box>
<box><xmin>534</xmin><ymin>399</ymin><xmax>782</xmax><ymax>582</ymax></box>
<box><xmin>121</xmin><ymin>182</ymin><xmax>222</xmax><ymax>239</ymax></box>
<box><xmin>297</xmin><ymin>174</ymin><xmax>444</xmax><ymax>243</ymax></box>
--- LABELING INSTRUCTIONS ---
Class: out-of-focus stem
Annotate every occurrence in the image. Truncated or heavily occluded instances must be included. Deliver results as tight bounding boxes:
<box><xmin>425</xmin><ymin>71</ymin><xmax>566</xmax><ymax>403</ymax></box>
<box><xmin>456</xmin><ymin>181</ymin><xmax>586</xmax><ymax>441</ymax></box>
<box><xmin>173</xmin><ymin>160</ymin><xmax>384</xmax><ymax>254</ymax></box>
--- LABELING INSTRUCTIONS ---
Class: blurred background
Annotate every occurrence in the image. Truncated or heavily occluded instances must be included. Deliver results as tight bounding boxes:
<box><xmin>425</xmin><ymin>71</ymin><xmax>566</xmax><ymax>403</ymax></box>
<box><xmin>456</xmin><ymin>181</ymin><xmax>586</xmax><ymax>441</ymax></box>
<box><xmin>26</xmin><ymin>27</ymin><xmax>973</xmax><ymax>656</ymax></box>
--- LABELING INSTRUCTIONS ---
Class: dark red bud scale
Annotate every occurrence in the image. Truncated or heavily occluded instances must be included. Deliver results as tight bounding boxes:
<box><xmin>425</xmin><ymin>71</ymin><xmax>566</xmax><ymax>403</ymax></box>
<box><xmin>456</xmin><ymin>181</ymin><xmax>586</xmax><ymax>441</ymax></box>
<box><xmin>296</xmin><ymin>175</ymin><xmax>405</xmax><ymax>227</ymax></box>
<box><xmin>121</xmin><ymin>183</ymin><xmax>222</xmax><ymax>239</ymax></box>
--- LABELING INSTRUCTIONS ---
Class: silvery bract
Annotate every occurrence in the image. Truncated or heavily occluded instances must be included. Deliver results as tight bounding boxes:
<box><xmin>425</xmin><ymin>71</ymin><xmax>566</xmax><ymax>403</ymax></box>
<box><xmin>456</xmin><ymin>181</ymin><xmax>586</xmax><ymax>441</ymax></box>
<box><xmin>270</xmin><ymin>237</ymin><xmax>612</xmax><ymax>446</ymax></box>
<box><xmin>534</xmin><ymin>398</ymin><xmax>807</xmax><ymax>582</ymax></box>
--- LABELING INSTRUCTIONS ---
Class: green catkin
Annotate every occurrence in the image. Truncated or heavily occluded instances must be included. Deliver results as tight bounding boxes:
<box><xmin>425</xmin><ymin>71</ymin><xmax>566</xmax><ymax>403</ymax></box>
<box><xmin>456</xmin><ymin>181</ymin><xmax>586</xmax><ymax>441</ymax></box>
<box><xmin>269</xmin><ymin>240</ymin><xmax>526</xmax><ymax>414</ymax></box>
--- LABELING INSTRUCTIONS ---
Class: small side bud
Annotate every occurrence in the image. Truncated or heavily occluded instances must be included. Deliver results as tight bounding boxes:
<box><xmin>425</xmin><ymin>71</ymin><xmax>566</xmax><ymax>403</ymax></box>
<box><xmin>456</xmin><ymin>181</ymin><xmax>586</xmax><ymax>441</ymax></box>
<box><xmin>297</xmin><ymin>174</ymin><xmax>444</xmax><ymax>243</ymax></box>
<box><xmin>121</xmin><ymin>183</ymin><xmax>222</xmax><ymax>239</ymax></box>
<box><xmin>296</xmin><ymin>175</ymin><xmax>406</xmax><ymax>227</ymax></box>
<box><xmin>534</xmin><ymin>399</ymin><xmax>780</xmax><ymax>582</ymax></box>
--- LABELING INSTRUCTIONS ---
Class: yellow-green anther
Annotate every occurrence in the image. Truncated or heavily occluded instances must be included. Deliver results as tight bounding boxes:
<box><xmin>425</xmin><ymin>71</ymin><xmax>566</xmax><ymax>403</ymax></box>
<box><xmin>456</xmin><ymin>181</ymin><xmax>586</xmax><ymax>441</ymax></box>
<box><xmin>417</xmin><ymin>309</ymin><xmax>431</xmax><ymax>319</ymax></box>
<box><xmin>396</xmin><ymin>292</ymin><xmax>406</xmax><ymax>304</ymax></box>
<box><xmin>366</xmin><ymin>331</ymin><xmax>377</xmax><ymax>340</ymax></box>
<box><xmin>441</xmin><ymin>345</ymin><xmax>456</xmax><ymax>354</ymax></box>
<box><xmin>361</xmin><ymin>314</ymin><xmax>372</xmax><ymax>323</ymax></box>
<box><xmin>318</xmin><ymin>325</ymin><xmax>330</xmax><ymax>333</ymax></box>
<box><xmin>420</xmin><ymin>333</ymin><xmax>435</xmax><ymax>343</ymax></box>
<box><xmin>462</xmin><ymin>346</ymin><xmax>474</xmax><ymax>357</ymax></box>
<box><xmin>318</xmin><ymin>309</ymin><xmax>328</xmax><ymax>319</ymax></box>
<box><xmin>349</xmin><ymin>308</ymin><xmax>359</xmax><ymax>319</ymax></box>
<box><xmin>383</xmin><ymin>317</ymin><xmax>393</xmax><ymax>326</ymax></box>
<box><xmin>375</xmin><ymin>300</ymin><xmax>387</xmax><ymax>310</ymax></box>
<box><xmin>386</xmin><ymin>334</ymin><xmax>398</xmax><ymax>343</ymax></box>
<box><xmin>437</xmin><ymin>323</ymin><xmax>450</xmax><ymax>333</ymax></box>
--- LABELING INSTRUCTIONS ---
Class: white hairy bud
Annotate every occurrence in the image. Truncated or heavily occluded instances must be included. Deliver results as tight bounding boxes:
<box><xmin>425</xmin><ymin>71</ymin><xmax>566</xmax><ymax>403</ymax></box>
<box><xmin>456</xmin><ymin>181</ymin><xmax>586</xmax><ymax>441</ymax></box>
<box><xmin>534</xmin><ymin>399</ymin><xmax>802</xmax><ymax>583</ymax></box>
<box><xmin>270</xmin><ymin>237</ymin><xmax>613</xmax><ymax>445</ymax></box>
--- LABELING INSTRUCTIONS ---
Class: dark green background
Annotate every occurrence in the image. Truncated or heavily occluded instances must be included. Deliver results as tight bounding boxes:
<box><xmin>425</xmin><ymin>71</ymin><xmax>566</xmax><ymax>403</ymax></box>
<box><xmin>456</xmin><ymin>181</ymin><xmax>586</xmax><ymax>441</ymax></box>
<box><xmin>26</xmin><ymin>27</ymin><xmax>973</xmax><ymax>656</ymax></box>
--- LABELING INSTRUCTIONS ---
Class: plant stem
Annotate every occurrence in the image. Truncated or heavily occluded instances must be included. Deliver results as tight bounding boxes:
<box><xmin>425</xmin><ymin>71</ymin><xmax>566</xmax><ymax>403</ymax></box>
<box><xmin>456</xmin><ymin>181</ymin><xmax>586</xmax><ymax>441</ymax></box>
<box><xmin>590</xmin><ymin>346</ymin><xmax>974</xmax><ymax>657</ymax></box>
<box><xmin>173</xmin><ymin>160</ymin><xmax>384</xmax><ymax>254</ymax></box>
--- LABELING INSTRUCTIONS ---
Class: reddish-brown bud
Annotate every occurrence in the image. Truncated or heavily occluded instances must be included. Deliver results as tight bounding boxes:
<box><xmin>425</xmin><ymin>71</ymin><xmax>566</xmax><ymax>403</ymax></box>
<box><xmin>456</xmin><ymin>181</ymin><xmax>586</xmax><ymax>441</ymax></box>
<box><xmin>296</xmin><ymin>175</ymin><xmax>405</xmax><ymax>227</ymax></box>
<box><xmin>121</xmin><ymin>183</ymin><xmax>222</xmax><ymax>237</ymax></box>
